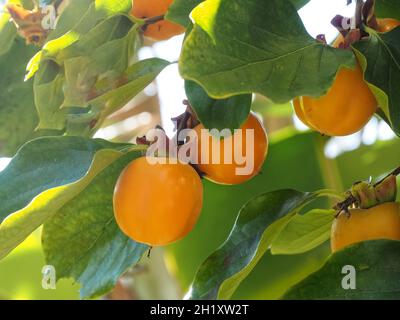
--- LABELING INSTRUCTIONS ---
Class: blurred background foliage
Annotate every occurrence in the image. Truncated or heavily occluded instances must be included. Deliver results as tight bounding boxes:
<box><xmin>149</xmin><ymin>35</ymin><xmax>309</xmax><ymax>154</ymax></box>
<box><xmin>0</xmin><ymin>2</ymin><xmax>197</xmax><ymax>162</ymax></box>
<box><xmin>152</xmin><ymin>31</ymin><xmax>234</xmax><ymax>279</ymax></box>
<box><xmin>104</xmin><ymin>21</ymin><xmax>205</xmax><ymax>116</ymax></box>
<box><xmin>0</xmin><ymin>0</ymin><xmax>400</xmax><ymax>300</ymax></box>
<box><xmin>0</xmin><ymin>230</ymin><xmax>79</xmax><ymax>299</ymax></box>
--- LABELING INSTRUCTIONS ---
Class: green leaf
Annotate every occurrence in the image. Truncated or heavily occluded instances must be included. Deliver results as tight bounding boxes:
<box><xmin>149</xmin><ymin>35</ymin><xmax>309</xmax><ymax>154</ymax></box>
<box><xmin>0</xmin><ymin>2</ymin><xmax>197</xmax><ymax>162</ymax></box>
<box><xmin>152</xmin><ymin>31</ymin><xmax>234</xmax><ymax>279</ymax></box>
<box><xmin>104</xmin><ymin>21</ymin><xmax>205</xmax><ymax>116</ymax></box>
<box><xmin>352</xmin><ymin>28</ymin><xmax>400</xmax><ymax>136</ymax></box>
<box><xmin>33</xmin><ymin>14</ymin><xmax>140</xmax><ymax>132</ymax></box>
<box><xmin>46</xmin><ymin>0</ymin><xmax>94</xmax><ymax>41</ymax></box>
<box><xmin>0</xmin><ymin>37</ymin><xmax>60</xmax><ymax>157</ymax></box>
<box><xmin>61</xmin><ymin>14</ymin><xmax>135</xmax><ymax>62</ymax></box>
<box><xmin>27</xmin><ymin>0</ymin><xmax>133</xmax><ymax>78</ymax></box>
<box><xmin>0</xmin><ymin>136</ymin><xmax>144</xmax><ymax>260</ymax></box>
<box><xmin>187</xmin><ymin>189</ymin><xmax>331</xmax><ymax>300</ymax></box>
<box><xmin>180</xmin><ymin>0</ymin><xmax>355</xmax><ymax>103</ymax></box>
<box><xmin>0</xmin><ymin>11</ymin><xmax>17</xmax><ymax>56</ymax></box>
<box><xmin>283</xmin><ymin>240</ymin><xmax>400</xmax><ymax>299</ymax></box>
<box><xmin>166</xmin><ymin>0</ymin><xmax>311</xmax><ymax>27</ymax></box>
<box><xmin>62</xmin><ymin>16</ymin><xmax>139</xmax><ymax>108</ymax></box>
<box><xmin>166</xmin><ymin>0</ymin><xmax>203</xmax><ymax>27</ymax></box>
<box><xmin>375</xmin><ymin>0</ymin><xmax>400</xmax><ymax>20</ymax></box>
<box><xmin>87</xmin><ymin>58</ymin><xmax>170</xmax><ymax>130</ymax></box>
<box><xmin>271</xmin><ymin>209</ymin><xmax>334</xmax><ymax>255</ymax></box>
<box><xmin>42</xmin><ymin>150</ymin><xmax>147</xmax><ymax>299</ymax></box>
<box><xmin>34</xmin><ymin>60</ymin><xmax>67</xmax><ymax>130</ymax></box>
<box><xmin>185</xmin><ymin>80</ymin><xmax>251</xmax><ymax>131</ymax></box>
<box><xmin>290</xmin><ymin>0</ymin><xmax>311</xmax><ymax>10</ymax></box>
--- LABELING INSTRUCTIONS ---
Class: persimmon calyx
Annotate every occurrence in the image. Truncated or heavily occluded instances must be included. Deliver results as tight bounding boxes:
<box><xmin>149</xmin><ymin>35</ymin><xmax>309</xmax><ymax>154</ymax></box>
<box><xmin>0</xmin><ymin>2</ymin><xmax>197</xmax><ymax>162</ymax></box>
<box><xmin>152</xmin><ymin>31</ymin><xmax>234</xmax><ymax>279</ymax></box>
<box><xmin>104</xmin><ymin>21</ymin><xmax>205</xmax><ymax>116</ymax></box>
<box><xmin>330</xmin><ymin>0</ymin><xmax>400</xmax><ymax>49</ymax></box>
<box><xmin>334</xmin><ymin>166</ymin><xmax>399</xmax><ymax>216</ymax></box>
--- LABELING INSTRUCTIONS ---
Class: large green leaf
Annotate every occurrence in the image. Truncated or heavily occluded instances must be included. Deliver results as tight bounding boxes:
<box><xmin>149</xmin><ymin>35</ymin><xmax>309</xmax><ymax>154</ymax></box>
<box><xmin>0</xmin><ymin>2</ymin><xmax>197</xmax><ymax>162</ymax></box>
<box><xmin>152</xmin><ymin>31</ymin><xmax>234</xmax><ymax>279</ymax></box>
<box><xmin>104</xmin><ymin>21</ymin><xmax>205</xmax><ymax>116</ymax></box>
<box><xmin>185</xmin><ymin>80</ymin><xmax>251</xmax><ymax>131</ymax></box>
<box><xmin>42</xmin><ymin>151</ymin><xmax>148</xmax><ymax>299</ymax></box>
<box><xmin>375</xmin><ymin>0</ymin><xmax>400</xmax><ymax>20</ymax></box>
<box><xmin>352</xmin><ymin>28</ymin><xmax>400</xmax><ymax>136</ymax></box>
<box><xmin>187</xmin><ymin>189</ymin><xmax>333</xmax><ymax>300</ymax></box>
<box><xmin>167</xmin><ymin>0</ymin><xmax>311</xmax><ymax>27</ymax></box>
<box><xmin>283</xmin><ymin>240</ymin><xmax>400</xmax><ymax>299</ymax></box>
<box><xmin>0</xmin><ymin>137</ymin><xmax>144</xmax><ymax>260</ymax></box>
<box><xmin>179</xmin><ymin>0</ymin><xmax>355</xmax><ymax>103</ymax></box>
<box><xmin>271</xmin><ymin>209</ymin><xmax>334</xmax><ymax>255</ymax></box>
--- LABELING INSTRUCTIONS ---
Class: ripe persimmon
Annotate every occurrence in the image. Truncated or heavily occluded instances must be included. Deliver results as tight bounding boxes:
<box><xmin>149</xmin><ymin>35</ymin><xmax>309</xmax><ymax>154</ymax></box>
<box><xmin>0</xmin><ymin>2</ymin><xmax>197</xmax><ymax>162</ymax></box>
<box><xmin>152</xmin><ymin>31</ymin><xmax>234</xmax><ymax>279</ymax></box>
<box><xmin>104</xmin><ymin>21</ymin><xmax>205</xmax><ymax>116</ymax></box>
<box><xmin>113</xmin><ymin>157</ymin><xmax>203</xmax><ymax>246</ymax></box>
<box><xmin>193</xmin><ymin>113</ymin><xmax>268</xmax><ymax>185</ymax></box>
<box><xmin>331</xmin><ymin>202</ymin><xmax>400</xmax><ymax>252</ymax></box>
<box><xmin>293</xmin><ymin>63</ymin><xmax>377</xmax><ymax>136</ymax></box>
<box><xmin>131</xmin><ymin>0</ymin><xmax>185</xmax><ymax>41</ymax></box>
<box><xmin>293</xmin><ymin>32</ymin><xmax>377</xmax><ymax>136</ymax></box>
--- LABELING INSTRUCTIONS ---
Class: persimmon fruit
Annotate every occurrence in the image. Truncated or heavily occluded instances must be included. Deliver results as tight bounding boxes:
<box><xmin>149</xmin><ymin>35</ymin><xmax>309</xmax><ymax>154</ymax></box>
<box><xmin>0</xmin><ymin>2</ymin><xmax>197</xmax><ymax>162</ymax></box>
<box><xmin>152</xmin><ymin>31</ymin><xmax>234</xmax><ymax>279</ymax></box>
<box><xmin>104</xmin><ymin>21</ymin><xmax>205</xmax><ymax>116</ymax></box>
<box><xmin>331</xmin><ymin>202</ymin><xmax>400</xmax><ymax>252</ymax></box>
<box><xmin>113</xmin><ymin>156</ymin><xmax>203</xmax><ymax>246</ymax></box>
<box><xmin>293</xmin><ymin>29</ymin><xmax>378</xmax><ymax>136</ymax></box>
<box><xmin>293</xmin><ymin>63</ymin><xmax>377</xmax><ymax>136</ymax></box>
<box><xmin>131</xmin><ymin>0</ymin><xmax>185</xmax><ymax>41</ymax></box>
<box><xmin>193</xmin><ymin>113</ymin><xmax>268</xmax><ymax>185</ymax></box>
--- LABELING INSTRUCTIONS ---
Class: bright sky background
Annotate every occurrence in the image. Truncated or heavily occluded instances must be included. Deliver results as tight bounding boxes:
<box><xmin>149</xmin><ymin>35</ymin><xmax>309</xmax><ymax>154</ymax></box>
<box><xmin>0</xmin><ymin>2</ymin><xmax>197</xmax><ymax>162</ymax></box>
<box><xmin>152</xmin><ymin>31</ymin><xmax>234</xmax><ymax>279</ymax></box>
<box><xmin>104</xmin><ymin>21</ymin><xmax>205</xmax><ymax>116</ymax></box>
<box><xmin>0</xmin><ymin>0</ymin><xmax>396</xmax><ymax>172</ymax></box>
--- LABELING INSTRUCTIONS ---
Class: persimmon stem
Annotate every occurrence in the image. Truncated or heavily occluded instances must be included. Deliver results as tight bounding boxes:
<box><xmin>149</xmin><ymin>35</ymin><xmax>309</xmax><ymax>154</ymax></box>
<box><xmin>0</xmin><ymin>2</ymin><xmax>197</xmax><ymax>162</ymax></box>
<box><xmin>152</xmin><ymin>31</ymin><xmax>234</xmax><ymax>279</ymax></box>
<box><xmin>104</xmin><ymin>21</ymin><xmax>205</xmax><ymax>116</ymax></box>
<box><xmin>144</xmin><ymin>15</ymin><xmax>165</xmax><ymax>25</ymax></box>
<box><xmin>355</xmin><ymin>0</ymin><xmax>364</xmax><ymax>28</ymax></box>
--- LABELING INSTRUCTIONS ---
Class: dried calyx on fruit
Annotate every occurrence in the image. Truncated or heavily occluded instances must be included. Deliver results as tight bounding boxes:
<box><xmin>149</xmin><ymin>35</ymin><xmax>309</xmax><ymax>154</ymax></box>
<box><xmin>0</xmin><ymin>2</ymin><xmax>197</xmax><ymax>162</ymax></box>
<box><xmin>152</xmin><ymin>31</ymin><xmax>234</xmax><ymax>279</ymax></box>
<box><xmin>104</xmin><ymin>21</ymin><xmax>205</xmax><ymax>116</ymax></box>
<box><xmin>134</xmin><ymin>102</ymin><xmax>199</xmax><ymax>161</ymax></box>
<box><xmin>331</xmin><ymin>0</ymin><xmax>400</xmax><ymax>49</ymax></box>
<box><xmin>135</xmin><ymin>100</ymin><xmax>269</xmax><ymax>185</ymax></box>
<box><xmin>334</xmin><ymin>167</ymin><xmax>400</xmax><ymax>217</ymax></box>
<box><xmin>331</xmin><ymin>166</ymin><xmax>400</xmax><ymax>253</ymax></box>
